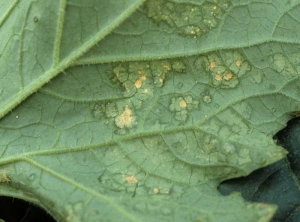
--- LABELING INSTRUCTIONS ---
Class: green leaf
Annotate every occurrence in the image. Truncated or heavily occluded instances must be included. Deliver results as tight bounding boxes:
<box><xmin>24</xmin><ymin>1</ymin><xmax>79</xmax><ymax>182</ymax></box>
<box><xmin>0</xmin><ymin>0</ymin><xmax>146</xmax><ymax>118</ymax></box>
<box><xmin>0</xmin><ymin>0</ymin><xmax>300</xmax><ymax>221</ymax></box>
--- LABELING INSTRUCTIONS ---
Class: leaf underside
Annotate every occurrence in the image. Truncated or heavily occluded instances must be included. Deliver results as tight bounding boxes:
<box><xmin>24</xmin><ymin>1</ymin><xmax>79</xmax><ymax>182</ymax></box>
<box><xmin>0</xmin><ymin>0</ymin><xmax>300</xmax><ymax>221</ymax></box>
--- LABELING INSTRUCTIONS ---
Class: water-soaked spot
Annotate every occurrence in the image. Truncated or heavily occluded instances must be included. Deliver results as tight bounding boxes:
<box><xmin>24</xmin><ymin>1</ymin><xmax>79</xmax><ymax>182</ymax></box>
<box><xmin>270</xmin><ymin>53</ymin><xmax>297</xmax><ymax>78</ymax></box>
<box><xmin>201</xmin><ymin>89</ymin><xmax>213</xmax><ymax>104</ymax></box>
<box><xmin>171</xmin><ymin>60</ymin><xmax>186</xmax><ymax>73</ymax></box>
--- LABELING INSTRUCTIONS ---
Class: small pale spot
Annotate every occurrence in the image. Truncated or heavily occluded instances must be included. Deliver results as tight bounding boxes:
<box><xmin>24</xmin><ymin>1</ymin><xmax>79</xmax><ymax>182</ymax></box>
<box><xmin>15</xmin><ymin>115</ymin><xmax>19</xmax><ymax>119</ymax></box>
<box><xmin>125</xmin><ymin>175</ymin><xmax>138</xmax><ymax>184</ymax></box>
<box><xmin>143</xmin><ymin>89</ymin><xmax>149</xmax><ymax>93</ymax></box>
<box><xmin>235</xmin><ymin>59</ymin><xmax>242</xmax><ymax>67</ymax></box>
<box><xmin>209</xmin><ymin>61</ymin><xmax>216</xmax><ymax>69</ymax></box>
<box><xmin>179</xmin><ymin>99</ymin><xmax>187</xmax><ymax>108</ymax></box>
<box><xmin>213</xmin><ymin>5</ymin><xmax>217</xmax><ymax>10</ymax></box>
<box><xmin>153</xmin><ymin>188</ymin><xmax>159</xmax><ymax>194</ymax></box>
<box><xmin>214</xmin><ymin>73</ymin><xmax>222</xmax><ymax>81</ymax></box>
<box><xmin>163</xmin><ymin>64</ymin><xmax>171</xmax><ymax>70</ymax></box>
<box><xmin>123</xmin><ymin>83</ymin><xmax>130</xmax><ymax>92</ymax></box>
<box><xmin>224</xmin><ymin>72</ymin><xmax>233</xmax><ymax>81</ymax></box>
<box><xmin>159</xmin><ymin>78</ymin><xmax>163</xmax><ymax>83</ymax></box>
<box><xmin>134</xmin><ymin>79</ymin><xmax>143</xmax><ymax>89</ymax></box>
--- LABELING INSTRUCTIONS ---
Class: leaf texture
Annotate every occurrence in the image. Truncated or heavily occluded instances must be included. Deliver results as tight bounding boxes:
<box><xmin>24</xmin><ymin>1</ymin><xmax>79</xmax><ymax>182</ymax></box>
<box><xmin>0</xmin><ymin>0</ymin><xmax>300</xmax><ymax>221</ymax></box>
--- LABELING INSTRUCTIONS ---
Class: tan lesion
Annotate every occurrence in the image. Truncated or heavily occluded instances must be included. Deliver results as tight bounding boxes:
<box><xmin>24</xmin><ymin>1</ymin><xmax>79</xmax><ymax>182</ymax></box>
<box><xmin>214</xmin><ymin>72</ymin><xmax>222</xmax><ymax>81</ymax></box>
<box><xmin>209</xmin><ymin>61</ymin><xmax>216</xmax><ymax>69</ymax></box>
<box><xmin>235</xmin><ymin>59</ymin><xmax>242</xmax><ymax>67</ymax></box>
<box><xmin>153</xmin><ymin>187</ymin><xmax>160</xmax><ymax>194</ymax></box>
<box><xmin>134</xmin><ymin>79</ymin><xmax>143</xmax><ymax>89</ymax></box>
<box><xmin>134</xmin><ymin>71</ymin><xmax>147</xmax><ymax>89</ymax></box>
<box><xmin>224</xmin><ymin>72</ymin><xmax>233</xmax><ymax>81</ymax></box>
<box><xmin>124</xmin><ymin>175</ymin><xmax>138</xmax><ymax>184</ymax></box>
<box><xmin>115</xmin><ymin>106</ymin><xmax>135</xmax><ymax>129</ymax></box>
<box><xmin>179</xmin><ymin>99</ymin><xmax>187</xmax><ymax>108</ymax></box>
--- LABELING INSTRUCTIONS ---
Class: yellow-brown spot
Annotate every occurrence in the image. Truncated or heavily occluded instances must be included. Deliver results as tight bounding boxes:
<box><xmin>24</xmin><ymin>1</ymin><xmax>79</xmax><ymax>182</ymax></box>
<box><xmin>179</xmin><ymin>99</ymin><xmax>187</xmax><ymax>108</ymax></box>
<box><xmin>214</xmin><ymin>73</ymin><xmax>222</xmax><ymax>81</ymax></box>
<box><xmin>163</xmin><ymin>64</ymin><xmax>170</xmax><ymax>70</ymax></box>
<box><xmin>143</xmin><ymin>89</ymin><xmax>149</xmax><ymax>93</ymax></box>
<box><xmin>159</xmin><ymin>78</ymin><xmax>163</xmax><ymax>83</ymax></box>
<box><xmin>134</xmin><ymin>79</ymin><xmax>143</xmax><ymax>89</ymax></box>
<box><xmin>115</xmin><ymin>106</ymin><xmax>134</xmax><ymax>129</ymax></box>
<box><xmin>224</xmin><ymin>72</ymin><xmax>233</xmax><ymax>81</ymax></box>
<box><xmin>209</xmin><ymin>61</ymin><xmax>216</xmax><ymax>69</ymax></box>
<box><xmin>213</xmin><ymin>5</ymin><xmax>217</xmax><ymax>10</ymax></box>
<box><xmin>134</xmin><ymin>75</ymin><xmax>147</xmax><ymax>89</ymax></box>
<box><xmin>153</xmin><ymin>188</ymin><xmax>159</xmax><ymax>194</ymax></box>
<box><xmin>137</xmin><ymin>70</ymin><xmax>143</xmax><ymax>75</ymax></box>
<box><xmin>235</xmin><ymin>59</ymin><xmax>242</xmax><ymax>67</ymax></box>
<box><xmin>125</xmin><ymin>175</ymin><xmax>138</xmax><ymax>184</ymax></box>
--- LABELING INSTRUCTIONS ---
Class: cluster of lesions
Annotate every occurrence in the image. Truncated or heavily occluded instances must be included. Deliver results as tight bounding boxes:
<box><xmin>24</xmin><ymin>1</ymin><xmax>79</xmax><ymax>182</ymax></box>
<box><xmin>111</xmin><ymin>59</ymin><xmax>186</xmax><ymax>92</ymax></box>
<box><xmin>169</xmin><ymin>95</ymin><xmax>199</xmax><ymax>122</ymax></box>
<box><xmin>145</xmin><ymin>0</ymin><xmax>232</xmax><ymax>38</ymax></box>
<box><xmin>196</xmin><ymin>51</ymin><xmax>251</xmax><ymax>88</ymax></box>
<box><xmin>110</xmin><ymin>59</ymin><xmax>186</xmax><ymax>109</ymax></box>
<box><xmin>94</xmin><ymin>60</ymin><xmax>187</xmax><ymax>131</ymax></box>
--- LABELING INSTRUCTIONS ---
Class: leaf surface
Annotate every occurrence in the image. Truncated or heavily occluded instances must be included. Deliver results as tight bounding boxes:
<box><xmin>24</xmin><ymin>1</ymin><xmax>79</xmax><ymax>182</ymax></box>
<box><xmin>0</xmin><ymin>0</ymin><xmax>300</xmax><ymax>221</ymax></box>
